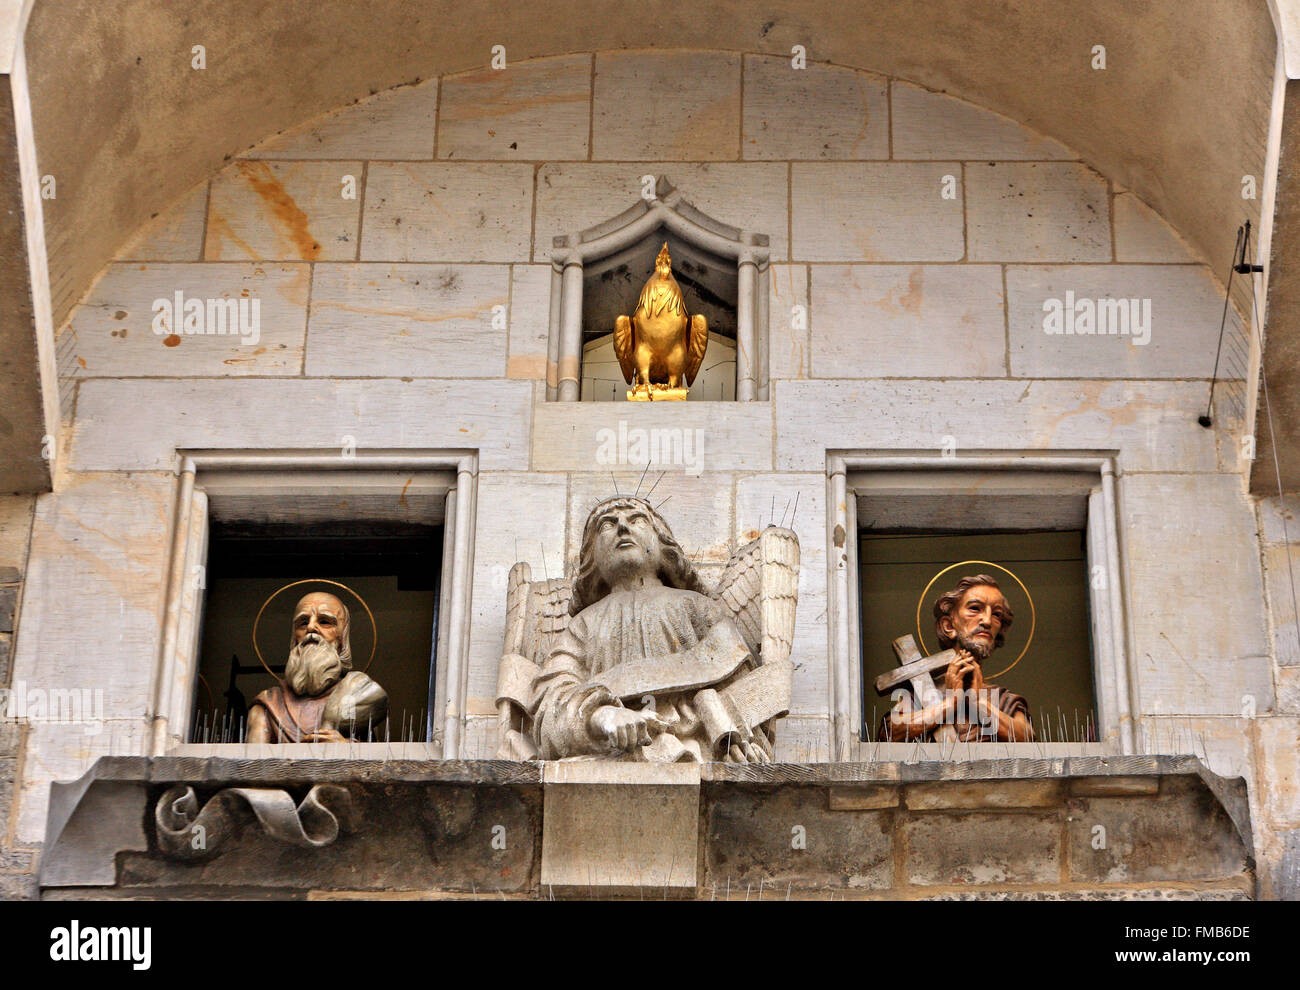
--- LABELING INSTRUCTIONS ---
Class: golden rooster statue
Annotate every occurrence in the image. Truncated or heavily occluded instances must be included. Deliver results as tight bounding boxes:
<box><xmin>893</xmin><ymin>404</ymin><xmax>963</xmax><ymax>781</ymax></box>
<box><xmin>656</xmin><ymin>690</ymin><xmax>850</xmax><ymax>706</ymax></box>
<box><xmin>614</xmin><ymin>243</ymin><xmax>709</xmax><ymax>400</ymax></box>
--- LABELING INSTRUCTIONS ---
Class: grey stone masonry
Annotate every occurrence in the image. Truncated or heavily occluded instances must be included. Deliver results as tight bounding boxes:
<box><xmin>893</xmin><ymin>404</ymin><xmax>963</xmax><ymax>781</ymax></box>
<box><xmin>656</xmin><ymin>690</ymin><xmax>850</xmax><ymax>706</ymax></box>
<box><xmin>39</xmin><ymin>755</ymin><xmax>1253</xmax><ymax>900</ymax></box>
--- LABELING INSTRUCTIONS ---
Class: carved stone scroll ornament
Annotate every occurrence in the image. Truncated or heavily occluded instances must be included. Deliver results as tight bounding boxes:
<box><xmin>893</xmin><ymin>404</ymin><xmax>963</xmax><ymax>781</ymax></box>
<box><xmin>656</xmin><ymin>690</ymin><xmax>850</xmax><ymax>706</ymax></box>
<box><xmin>496</xmin><ymin>496</ymin><xmax>799</xmax><ymax>762</ymax></box>
<box><xmin>154</xmin><ymin>784</ymin><xmax>354</xmax><ymax>859</ymax></box>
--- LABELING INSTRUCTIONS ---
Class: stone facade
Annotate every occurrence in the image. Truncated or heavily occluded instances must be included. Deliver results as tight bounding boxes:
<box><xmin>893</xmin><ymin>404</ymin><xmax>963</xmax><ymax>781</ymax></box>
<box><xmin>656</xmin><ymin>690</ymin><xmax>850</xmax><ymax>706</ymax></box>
<box><xmin>38</xmin><ymin>756</ymin><xmax>1253</xmax><ymax>900</ymax></box>
<box><xmin>1</xmin><ymin>49</ymin><xmax>1287</xmax><ymax>898</ymax></box>
<box><xmin>0</xmin><ymin>497</ymin><xmax>36</xmax><ymax>899</ymax></box>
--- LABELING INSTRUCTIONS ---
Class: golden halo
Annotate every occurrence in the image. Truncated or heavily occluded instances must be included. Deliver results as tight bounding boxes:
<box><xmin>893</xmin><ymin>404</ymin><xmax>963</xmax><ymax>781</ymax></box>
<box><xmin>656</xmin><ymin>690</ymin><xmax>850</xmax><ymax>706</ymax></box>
<box><xmin>252</xmin><ymin>579</ymin><xmax>377</xmax><ymax>679</ymax></box>
<box><xmin>915</xmin><ymin>560</ymin><xmax>1035</xmax><ymax>680</ymax></box>
<box><xmin>195</xmin><ymin>673</ymin><xmax>215</xmax><ymax>715</ymax></box>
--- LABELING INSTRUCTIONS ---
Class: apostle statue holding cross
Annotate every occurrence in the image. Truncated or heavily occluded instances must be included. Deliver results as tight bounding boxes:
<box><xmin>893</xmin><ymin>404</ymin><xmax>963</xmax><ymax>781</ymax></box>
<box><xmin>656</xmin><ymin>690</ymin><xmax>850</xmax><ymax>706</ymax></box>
<box><xmin>877</xmin><ymin>574</ymin><xmax>1034</xmax><ymax>743</ymax></box>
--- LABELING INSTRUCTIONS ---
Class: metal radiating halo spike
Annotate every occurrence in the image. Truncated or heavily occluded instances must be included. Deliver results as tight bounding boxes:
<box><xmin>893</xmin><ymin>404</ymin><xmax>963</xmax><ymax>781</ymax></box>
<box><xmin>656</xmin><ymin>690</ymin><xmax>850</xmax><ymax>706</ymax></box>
<box><xmin>643</xmin><ymin>470</ymin><xmax>667</xmax><ymax>501</ymax></box>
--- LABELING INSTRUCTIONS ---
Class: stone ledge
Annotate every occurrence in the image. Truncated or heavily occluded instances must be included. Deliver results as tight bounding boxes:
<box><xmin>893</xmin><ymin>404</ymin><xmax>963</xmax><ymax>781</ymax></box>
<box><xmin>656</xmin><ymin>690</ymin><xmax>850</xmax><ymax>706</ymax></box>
<box><xmin>81</xmin><ymin>755</ymin><xmax>542</xmax><ymax>786</ymax></box>
<box><xmin>44</xmin><ymin>883</ymin><xmax>1254</xmax><ymax>902</ymax></box>
<box><xmin>38</xmin><ymin>754</ymin><xmax>1254</xmax><ymax>898</ymax></box>
<box><xmin>704</xmin><ymin>753</ymin><xmax>1207</xmax><ymax>783</ymax></box>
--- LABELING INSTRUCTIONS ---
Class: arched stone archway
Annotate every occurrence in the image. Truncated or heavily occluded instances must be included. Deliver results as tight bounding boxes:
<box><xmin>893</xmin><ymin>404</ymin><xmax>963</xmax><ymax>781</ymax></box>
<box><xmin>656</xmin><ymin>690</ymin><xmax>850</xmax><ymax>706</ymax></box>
<box><xmin>0</xmin><ymin>0</ymin><xmax>1281</xmax><ymax>489</ymax></box>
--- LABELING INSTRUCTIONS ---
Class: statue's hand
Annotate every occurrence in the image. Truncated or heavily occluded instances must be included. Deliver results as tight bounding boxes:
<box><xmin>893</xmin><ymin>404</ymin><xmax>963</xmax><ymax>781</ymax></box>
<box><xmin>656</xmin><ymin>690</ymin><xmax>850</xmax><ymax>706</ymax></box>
<box><xmin>303</xmin><ymin>728</ymin><xmax>346</xmax><ymax>743</ymax></box>
<box><xmin>725</xmin><ymin>739</ymin><xmax>771</xmax><ymax>764</ymax></box>
<box><xmin>944</xmin><ymin>650</ymin><xmax>981</xmax><ymax>692</ymax></box>
<box><xmin>590</xmin><ymin>705</ymin><xmax>667</xmax><ymax>752</ymax></box>
<box><xmin>942</xmin><ymin>652</ymin><xmax>967</xmax><ymax>692</ymax></box>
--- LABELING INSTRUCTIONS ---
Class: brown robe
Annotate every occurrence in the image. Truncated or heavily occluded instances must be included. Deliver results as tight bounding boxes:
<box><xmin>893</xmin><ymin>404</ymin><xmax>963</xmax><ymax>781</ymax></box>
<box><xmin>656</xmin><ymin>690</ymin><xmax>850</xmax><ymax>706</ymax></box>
<box><xmin>249</xmin><ymin>671</ymin><xmax>387</xmax><ymax>743</ymax></box>
<box><xmin>249</xmin><ymin>682</ymin><xmax>335</xmax><ymax>743</ymax></box>
<box><xmin>876</xmin><ymin>683</ymin><xmax>1030</xmax><ymax>742</ymax></box>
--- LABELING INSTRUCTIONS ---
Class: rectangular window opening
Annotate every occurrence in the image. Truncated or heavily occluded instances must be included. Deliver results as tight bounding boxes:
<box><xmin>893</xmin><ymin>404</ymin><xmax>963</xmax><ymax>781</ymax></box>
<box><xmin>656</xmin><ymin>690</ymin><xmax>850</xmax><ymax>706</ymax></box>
<box><xmin>829</xmin><ymin>458</ymin><xmax>1129</xmax><ymax>760</ymax></box>
<box><xmin>858</xmin><ymin>528</ymin><xmax>1097</xmax><ymax>745</ymax></box>
<box><xmin>191</xmin><ymin>520</ymin><xmax>443</xmax><ymax>745</ymax></box>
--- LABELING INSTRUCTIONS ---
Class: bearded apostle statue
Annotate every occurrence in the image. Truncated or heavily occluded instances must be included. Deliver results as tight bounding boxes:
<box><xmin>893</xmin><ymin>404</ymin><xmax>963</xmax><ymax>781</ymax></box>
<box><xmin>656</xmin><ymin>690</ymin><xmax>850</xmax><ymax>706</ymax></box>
<box><xmin>246</xmin><ymin>591</ymin><xmax>388</xmax><ymax>743</ymax></box>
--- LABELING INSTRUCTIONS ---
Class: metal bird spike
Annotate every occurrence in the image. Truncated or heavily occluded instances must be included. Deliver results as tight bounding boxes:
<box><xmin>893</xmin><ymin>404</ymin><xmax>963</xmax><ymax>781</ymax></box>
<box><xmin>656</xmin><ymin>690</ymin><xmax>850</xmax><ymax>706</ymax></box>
<box><xmin>634</xmin><ymin>460</ymin><xmax>651</xmax><ymax>498</ymax></box>
<box><xmin>644</xmin><ymin>470</ymin><xmax>667</xmax><ymax>502</ymax></box>
<box><xmin>611</xmin><ymin>473</ymin><xmax>620</xmax><ymax>496</ymax></box>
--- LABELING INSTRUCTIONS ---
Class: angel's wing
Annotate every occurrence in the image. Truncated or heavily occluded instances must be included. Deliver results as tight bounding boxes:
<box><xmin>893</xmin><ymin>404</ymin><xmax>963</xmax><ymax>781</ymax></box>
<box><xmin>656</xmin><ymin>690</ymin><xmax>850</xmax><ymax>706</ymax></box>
<box><xmin>613</xmin><ymin>314</ymin><xmax>636</xmax><ymax>385</ymax></box>
<box><xmin>709</xmin><ymin>526</ymin><xmax>799</xmax><ymax>666</ymax></box>
<box><xmin>497</xmin><ymin>562</ymin><xmax>573</xmax><ymax>760</ymax></box>
<box><xmin>503</xmin><ymin>561</ymin><xmax>533</xmax><ymax>657</ymax></box>
<box><xmin>684</xmin><ymin>313</ymin><xmax>708</xmax><ymax>386</ymax></box>
<box><xmin>502</xmin><ymin>561</ymin><xmax>573</xmax><ymax>667</ymax></box>
<box><xmin>522</xmin><ymin>576</ymin><xmax>573</xmax><ymax>668</ymax></box>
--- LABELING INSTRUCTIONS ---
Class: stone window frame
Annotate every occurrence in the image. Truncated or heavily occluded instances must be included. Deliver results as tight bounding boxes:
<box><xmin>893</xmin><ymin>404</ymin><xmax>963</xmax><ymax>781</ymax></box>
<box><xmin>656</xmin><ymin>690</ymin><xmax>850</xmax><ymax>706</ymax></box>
<box><xmin>149</xmin><ymin>449</ymin><xmax>480</xmax><ymax>760</ymax></box>
<box><xmin>826</xmin><ymin>451</ymin><xmax>1137</xmax><ymax>761</ymax></box>
<box><xmin>546</xmin><ymin>177</ymin><xmax>771</xmax><ymax>402</ymax></box>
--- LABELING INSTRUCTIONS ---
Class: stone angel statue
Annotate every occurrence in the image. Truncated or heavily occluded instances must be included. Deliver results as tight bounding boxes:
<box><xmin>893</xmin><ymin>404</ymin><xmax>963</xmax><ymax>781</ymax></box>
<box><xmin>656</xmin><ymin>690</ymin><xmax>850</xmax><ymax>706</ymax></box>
<box><xmin>495</xmin><ymin>495</ymin><xmax>799</xmax><ymax>763</ymax></box>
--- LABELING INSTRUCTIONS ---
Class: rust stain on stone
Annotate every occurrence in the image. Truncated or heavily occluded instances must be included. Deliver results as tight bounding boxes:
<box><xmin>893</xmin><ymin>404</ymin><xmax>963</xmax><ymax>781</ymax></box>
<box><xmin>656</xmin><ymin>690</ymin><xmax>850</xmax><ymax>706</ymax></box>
<box><xmin>311</xmin><ymin>299</ymin><xmax>501</xmax><ymax>324</ymax></box>
<box><xmin>833</xmin><ymin>524</ymin><xmax>846</xmax><ymax>548</ymax></box>
<box><xmin>507</xmin><ymin>354</ymin><xmax>547</xmax><ymax>379</ymax></box>
<box><xmin>163</xmin><ymin>335</ymin><xmax>181</xmax><ymax>347</ymax></box>
<box><xmin>1037</xmin><ymin>381</ymin><xmax>1157</xmax><ymax>446</ymax></box>
<box><xmin>898</xmin><ymin>267</ymin><xmax>924</xmax><ymax>315</ymax></box>
<box><xmin>204</xmin><ymin>211</ymin><xmax>257</xmax><ymax>260</ymax></box>
<box><xmin>236</xmin><ymin>161</ymin><xmax>322</xmax><ymax>260</ymax></box>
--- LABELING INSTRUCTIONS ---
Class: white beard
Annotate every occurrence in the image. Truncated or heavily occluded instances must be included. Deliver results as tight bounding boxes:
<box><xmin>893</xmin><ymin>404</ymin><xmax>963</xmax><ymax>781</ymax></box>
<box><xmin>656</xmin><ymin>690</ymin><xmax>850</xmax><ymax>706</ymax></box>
<box><xmin>285</xmin><ymin>638</ymin><xmax>345</xmax><ymax>697</ymax></box>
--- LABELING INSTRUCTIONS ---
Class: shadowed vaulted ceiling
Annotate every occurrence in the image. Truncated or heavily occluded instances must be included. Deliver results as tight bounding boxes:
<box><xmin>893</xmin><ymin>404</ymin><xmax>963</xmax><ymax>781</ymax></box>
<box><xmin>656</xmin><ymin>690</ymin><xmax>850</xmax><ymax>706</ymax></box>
<box><xmin>3</xmin><ymin>0</ymin><xmax>1284</xmax><ymax>489</ymax></box>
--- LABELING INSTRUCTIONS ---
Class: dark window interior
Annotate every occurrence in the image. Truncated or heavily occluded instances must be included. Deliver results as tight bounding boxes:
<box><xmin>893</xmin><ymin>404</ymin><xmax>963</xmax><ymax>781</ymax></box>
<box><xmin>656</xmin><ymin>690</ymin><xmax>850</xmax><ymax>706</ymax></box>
<box><xmin>192</xmin><ymin>521</ymin><xmax>441</xmax><ymax>744</ymax></box>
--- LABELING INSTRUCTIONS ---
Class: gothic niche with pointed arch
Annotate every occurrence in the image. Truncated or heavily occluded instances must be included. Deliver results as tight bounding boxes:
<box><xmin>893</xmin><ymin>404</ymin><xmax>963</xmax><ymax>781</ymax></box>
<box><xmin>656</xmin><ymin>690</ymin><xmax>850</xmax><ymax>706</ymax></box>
<box><xmin>546</xmin><ymin>177</ymin><xmax>771</xmax><ymax>402</ymax></box>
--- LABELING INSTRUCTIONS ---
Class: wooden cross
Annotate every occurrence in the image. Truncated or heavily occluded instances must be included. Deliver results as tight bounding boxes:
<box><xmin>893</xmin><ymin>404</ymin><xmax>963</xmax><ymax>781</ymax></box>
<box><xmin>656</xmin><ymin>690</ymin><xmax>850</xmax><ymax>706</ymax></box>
<box><xmin>875</xmin><ymin>634</ymin><xmax>959</xmax><ymax>743</ymax></box>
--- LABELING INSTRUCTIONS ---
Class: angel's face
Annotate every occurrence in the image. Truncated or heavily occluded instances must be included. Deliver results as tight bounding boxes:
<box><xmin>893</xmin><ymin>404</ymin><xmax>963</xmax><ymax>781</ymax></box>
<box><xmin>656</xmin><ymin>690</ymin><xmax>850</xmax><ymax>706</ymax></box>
<box><xmin>593</xmin><ymin>505</ymin><xmax>662</xmax><ymax>584</ymax></box>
